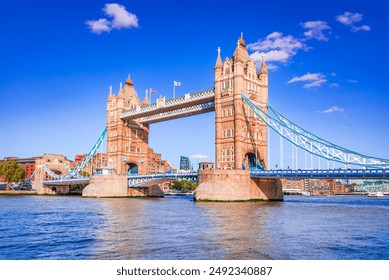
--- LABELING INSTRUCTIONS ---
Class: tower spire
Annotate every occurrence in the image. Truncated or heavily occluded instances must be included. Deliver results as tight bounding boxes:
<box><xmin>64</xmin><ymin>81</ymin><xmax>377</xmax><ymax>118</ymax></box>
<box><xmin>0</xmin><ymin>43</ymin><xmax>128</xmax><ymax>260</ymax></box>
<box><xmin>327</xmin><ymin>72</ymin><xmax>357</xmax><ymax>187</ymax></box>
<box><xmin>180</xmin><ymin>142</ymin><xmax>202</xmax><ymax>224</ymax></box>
<box><xmin>125</xmin><ymin>74</ymin><xmax>133</xmax><ymax>85</ymax></box>
<box><xmin>215</xmin><ymin>47</ymin><xmax>222</xmax><ymax>69</ymax></box>
<box><xmin>107</xmin><ymin>85</ymin><xmax>113</xmax><ymax>101</ymax></box>
<box><xmin>143</xmin><ymin>89</ymin><xmax>149</xmax><ymax>104</ymax></box>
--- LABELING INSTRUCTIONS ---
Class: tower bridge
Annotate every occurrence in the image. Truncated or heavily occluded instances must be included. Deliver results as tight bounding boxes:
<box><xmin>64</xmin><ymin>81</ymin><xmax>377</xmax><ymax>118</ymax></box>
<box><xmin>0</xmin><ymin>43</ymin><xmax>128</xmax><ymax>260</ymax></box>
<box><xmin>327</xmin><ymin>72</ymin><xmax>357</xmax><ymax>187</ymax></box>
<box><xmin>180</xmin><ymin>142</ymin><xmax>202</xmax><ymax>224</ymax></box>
<box><xmin>34</xmin><ymin>34</ymin><xmax>389</xmax><ymax>200</ymax></box>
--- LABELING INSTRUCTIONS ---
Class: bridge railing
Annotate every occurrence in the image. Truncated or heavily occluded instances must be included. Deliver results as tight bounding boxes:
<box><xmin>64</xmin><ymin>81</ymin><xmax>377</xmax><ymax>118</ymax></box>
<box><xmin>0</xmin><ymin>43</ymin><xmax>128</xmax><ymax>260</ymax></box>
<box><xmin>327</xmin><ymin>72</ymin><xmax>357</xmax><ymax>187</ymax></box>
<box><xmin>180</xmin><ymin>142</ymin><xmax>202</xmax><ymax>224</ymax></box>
<box><xmin>250</xmin><ymin>169</ymin><xmax>388</xmax><ymax>179</ymax></box>
<box><xmin>128</xmin><ymin>172</ymin><xmax>198</xmax><ymax>179</ymax></box>
<box><xmin>121</xmin><ymin>89</ymin><xmax>214</xmax><ymax>119</ymax></box>
<box><xmin>139</xmin><ymin>102</ymin><xmax>215</xmax><ymax>123</ymax></box>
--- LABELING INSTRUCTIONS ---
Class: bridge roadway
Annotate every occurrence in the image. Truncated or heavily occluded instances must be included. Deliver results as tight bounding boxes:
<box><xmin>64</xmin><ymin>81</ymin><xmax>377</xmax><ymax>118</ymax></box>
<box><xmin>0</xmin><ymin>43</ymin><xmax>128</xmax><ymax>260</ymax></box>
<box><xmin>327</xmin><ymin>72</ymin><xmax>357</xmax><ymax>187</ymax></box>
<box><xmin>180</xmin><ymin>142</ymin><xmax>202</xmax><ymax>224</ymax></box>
<box><xmin>42</xmin><ymin>169</ymin><xmax>388</xmax><ymax>186</ymax></box>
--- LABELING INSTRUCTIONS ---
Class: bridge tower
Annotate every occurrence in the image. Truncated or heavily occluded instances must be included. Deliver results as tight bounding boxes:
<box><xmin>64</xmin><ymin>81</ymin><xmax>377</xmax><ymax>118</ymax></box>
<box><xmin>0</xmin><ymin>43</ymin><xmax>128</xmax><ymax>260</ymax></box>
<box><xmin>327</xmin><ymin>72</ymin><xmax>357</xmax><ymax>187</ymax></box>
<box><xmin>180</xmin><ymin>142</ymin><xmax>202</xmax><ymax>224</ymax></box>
<box><xmin>106</xmin><ymin>75</ymin><xmax>150</xmax><ymax>176</ymax></box>
<box><xmin>214</xmin><ymin>35</ymin><xmax>269</xmax><ymax>170</ymax></box>
<box><xmin>194</xmin><ymin>35</ymin><xmax>283</xmax><ymax>201</ymax></box>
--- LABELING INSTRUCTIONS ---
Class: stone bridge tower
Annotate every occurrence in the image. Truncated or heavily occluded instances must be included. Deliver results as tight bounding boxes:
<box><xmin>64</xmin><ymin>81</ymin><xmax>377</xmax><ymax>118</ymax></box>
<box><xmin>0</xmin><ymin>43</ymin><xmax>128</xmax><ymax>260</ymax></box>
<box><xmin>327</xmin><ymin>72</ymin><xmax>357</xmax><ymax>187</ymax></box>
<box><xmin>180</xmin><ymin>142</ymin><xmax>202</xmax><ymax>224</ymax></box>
<box><xmin>106</xmin><ymin>75</ymin><xmax>174</xmax><ymax>176</ymax></box>
<box><xmin>195</xmin><ymin>35</ymin><xmax>283</xmax><ymax>202</ymax></box>
<box><xmin>214</xmin><ymin>35</ymin><xmax>269</xmax><ymax>171</ymax></box>
<box><xmin>106</xmin><ymin>75</ymin><xmax>150</xmax><ymax>176</ymax></box>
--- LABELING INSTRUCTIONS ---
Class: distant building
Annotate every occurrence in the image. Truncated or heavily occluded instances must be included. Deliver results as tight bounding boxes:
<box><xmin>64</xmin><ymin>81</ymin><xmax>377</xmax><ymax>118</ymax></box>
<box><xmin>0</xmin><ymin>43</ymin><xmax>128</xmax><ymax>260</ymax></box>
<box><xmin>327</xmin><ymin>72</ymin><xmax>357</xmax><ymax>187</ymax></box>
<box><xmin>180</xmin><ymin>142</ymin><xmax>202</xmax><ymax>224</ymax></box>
<box><xmin>199</xmin><ymin>162</ymin><xmax>214</xmax><ymax>170</ymax></box>
<box><xmin>74</xmin><ymin>152</ymin><xmax>108</xmax><ymax>175</ymax></box>
<box><xmin>280</xmin><ymin>178</ymin><xmax>347</xmax><ymax>195</ymax></box>
<box><xmin>0</xmin><ymin>156</ymin><xmax>39</xmax><ymax>181</ymax></box>
<box><xmin>180</xmin><ymin>156</ymin><xmax>192</xmax><ymax>171</ymax></box>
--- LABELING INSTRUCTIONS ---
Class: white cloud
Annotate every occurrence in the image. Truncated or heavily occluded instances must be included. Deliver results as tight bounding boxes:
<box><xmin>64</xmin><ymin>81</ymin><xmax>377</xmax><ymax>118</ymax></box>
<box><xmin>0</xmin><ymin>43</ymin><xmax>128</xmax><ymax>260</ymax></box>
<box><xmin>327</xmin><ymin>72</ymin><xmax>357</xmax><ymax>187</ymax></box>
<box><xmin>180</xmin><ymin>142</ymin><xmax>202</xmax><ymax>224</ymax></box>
<box><xmin>189</xmin><ymin>154</ymin><xmax>209</xmax><ymax>162</ymax></box>
<box><xmin>288</xmin><ymin>73</ymin><xmax>327</xmax><ymax>88</ymax></box>
<box><xmin>347</xmin><ymin>79</ymin><xmax>358</xmax><ymax>83</ymax></box>
<box><xmin>336</xmin><ymin>12</ymin><xmax>362</xmax><ymax>25</ymax></box>
<box><xmin>329</xmin><ymin>83</ymin><xmax>339</xmax><ymax>88</ymax></box>
<box><xmin>104</xmin><ymin>3</ymin><xmax>138</xmax><ymax>29</ymax></box>
<box><xmin>301</xmin><ymin>20</ymin><xmax>331</xmax><ymax>41</ymax></box>
<box><xmin>86</xmin><ymin>3</ymin><xmax>139</xmax><ymax>34</ymax></box>
<box><xmin>323</xmin><ymin>106</ymin><xmax>344</xmax><ymax>113</ymax></box>
<box><xmin>86</xmin><ymin>18</ymin><xmax>111</xmax><ymax>34</ymax></box>
<box><xmin>250</xmin><ymin>49</ymin><xmax>289</xmax><ymax>63</ymax></box>
<box><xmin>247</xmin><ymin>32</ymin><xmax>305</xmax><ymax>65</ymax></box>
<box><xmin>351</xmin><ymin>25</ymin><xmax>371</xmax><ymax>32</ymax></box>
<box><xmin>335</xmin><ymin>12</ymin><xmax>371</xmax><ymax>32</ymax></box>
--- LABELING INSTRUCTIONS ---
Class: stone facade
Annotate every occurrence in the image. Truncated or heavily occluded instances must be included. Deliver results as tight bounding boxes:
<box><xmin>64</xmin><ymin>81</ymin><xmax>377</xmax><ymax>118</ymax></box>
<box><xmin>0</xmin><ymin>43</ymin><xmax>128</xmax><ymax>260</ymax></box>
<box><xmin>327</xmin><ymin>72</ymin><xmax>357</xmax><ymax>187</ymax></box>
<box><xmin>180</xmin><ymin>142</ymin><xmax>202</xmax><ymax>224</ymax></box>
<box><xmin>194</xmin><ymin>170</ymin><xmax>283</xmax><ymax>201</ymax></box>
<box><xmin>82</xmin><ymin>175</ymin><xmax>128</xmax><ymax>197</ymax></box>
<box><xmin>82</xmin><ymin>175</ymin><xmax>164</xmax><ymax>197</ymax></box>
<box><xmin>106</xmin><ymin>75</ymin><xmax>174</xmax><ymax>176</ymax></box>
<box><xmin>194</xmin><ymin>36</ymin><xmax>283</xmax><ymax>202</ymax></box>
<box><xmin>214</xmin><ymin>36</ymin><xmax>268</xmax><ymax>170</ymax></box>
<box><xmin>32</xmin><ymin>153</ymin><xmax>74</xmax><ymax>194</ymax></box>
<box><xmin>34</xmin><ymin>154</ymin><xmax>73</xmax><ymax>181</ymax></box>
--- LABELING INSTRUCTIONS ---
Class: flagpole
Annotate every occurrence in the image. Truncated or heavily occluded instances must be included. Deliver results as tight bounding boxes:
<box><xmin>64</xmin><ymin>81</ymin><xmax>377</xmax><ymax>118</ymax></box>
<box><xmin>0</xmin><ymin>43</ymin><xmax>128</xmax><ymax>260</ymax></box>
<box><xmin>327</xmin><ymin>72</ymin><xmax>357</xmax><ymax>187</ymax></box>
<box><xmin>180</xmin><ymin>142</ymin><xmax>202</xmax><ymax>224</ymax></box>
<box><xmin>173</xmin><ymin>82</ymin><xmax>176</xmax><ymax>99</ymax></box>
<box><xmin>149</xmin><ymin>88</ymin><xmax>151</xmax><ymax>104</ymax></box>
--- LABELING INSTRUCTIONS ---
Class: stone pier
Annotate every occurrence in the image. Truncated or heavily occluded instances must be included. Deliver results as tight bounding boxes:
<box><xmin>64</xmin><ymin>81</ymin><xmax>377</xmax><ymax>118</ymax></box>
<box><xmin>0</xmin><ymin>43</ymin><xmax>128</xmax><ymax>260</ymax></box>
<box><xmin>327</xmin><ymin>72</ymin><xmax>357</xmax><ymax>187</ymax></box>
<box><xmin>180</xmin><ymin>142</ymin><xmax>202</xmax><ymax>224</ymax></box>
<box><xmin>82</xmin><ymin>175</ymin><xmax>164</xmax><ymax>197</ymax></box>
<box><xmin>82</xmin><ymin>175</ymin><xmax>128</xmax><ymax>197</ymax></box>
<box><xmin>32</xmin><ymin>181</ymin><xmax>70</xmax><ymax>195</ymax></box>
<box><xmin>194</xmin><ymin>170</ymin><xmax>283</xmax><ymax>201</ymax></box>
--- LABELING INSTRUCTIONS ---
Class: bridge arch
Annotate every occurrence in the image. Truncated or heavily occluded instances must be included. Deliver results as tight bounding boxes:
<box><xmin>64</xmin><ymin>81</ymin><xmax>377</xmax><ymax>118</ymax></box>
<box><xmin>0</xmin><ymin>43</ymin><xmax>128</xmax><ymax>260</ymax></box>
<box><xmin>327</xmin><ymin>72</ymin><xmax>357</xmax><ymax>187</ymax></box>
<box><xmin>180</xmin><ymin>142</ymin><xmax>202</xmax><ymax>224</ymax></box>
<box><xmin>127</xmin><ymin>163</ymin><xmax>139</xmax><ymax>176</ymax></box>
<box><xmin>243</xmin><ymin>152</ymin><xmax>264</xmax><ymax>170</ymax></box>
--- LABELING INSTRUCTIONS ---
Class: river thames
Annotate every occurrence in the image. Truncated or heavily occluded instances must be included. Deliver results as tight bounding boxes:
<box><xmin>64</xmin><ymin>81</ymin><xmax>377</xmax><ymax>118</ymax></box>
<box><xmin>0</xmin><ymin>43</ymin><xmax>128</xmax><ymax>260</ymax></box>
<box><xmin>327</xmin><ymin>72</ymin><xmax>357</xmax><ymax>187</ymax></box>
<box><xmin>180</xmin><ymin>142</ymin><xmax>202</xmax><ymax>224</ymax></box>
<box><xmin>0</xmin><ymin>195</ymin><xmax>388</xmax><ymax>260</ymax></box>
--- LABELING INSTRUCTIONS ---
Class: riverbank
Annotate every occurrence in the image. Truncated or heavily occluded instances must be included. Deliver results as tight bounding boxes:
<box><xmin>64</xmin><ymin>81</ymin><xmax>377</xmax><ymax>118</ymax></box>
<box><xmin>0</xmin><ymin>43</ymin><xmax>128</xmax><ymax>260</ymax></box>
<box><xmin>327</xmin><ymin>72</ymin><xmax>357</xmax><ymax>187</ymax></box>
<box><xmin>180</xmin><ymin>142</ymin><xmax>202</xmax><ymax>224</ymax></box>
<box><xmin>0</xmin><ymin>190</ymin><xmax>37</xmax><ymax>195</ymax></box>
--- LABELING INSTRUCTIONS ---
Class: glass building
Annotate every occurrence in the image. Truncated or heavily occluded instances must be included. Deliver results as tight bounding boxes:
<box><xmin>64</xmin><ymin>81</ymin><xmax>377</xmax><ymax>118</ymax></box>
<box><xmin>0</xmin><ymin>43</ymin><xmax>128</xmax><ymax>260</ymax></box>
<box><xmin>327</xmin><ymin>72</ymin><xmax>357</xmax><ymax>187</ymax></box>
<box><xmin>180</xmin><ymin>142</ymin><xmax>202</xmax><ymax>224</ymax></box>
<box><xmin>180</xmin><ymin>156</ymin><xmax>192</xmax><ymax>171</ymax></box>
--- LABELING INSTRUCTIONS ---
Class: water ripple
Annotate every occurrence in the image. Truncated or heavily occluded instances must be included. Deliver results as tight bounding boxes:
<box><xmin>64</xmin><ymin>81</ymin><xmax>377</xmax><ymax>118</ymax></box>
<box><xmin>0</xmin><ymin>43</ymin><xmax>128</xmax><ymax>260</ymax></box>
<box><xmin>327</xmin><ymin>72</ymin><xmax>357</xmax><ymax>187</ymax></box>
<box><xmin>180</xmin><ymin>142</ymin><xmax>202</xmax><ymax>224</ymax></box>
<box><xmin>0</xmin><ymin>195</ymin><xmax>388</xmax><ymax>259</ymax></box>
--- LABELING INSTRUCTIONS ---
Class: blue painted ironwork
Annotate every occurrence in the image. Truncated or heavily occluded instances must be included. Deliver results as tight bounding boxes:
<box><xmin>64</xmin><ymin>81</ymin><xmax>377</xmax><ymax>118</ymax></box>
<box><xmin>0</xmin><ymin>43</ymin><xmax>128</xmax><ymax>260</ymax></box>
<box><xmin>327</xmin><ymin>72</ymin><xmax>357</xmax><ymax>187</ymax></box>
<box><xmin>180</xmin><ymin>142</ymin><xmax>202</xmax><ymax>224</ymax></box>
<box><xmin>241</xmin><ymin>93</ymin><xmax>389</xmax><ymax>169</ymax></box>
<box><xmin>127</xmin><ymin>169</ymin><xmax>388</xmax><ymax>187</ymax></box>
<box><xmin>26</xmin><ymin>171</ymin><xmax>35</xmax><ymax>182</ymax></box>
<box><xmin>42</xmin><ymin>165</ymin><xmax>61</xmax><ymax>180</ymax></box>
<box><xmin>63</xmin><ymin>128</ymin><xmax>107</xmax><ymax>179</ymax></box>
<box><xmin>250</xmin><ymin>169</ymin><xmax>388</xmax><ymax>179</ymax></box>
<box><xmin>128</xmin><ymin>172</ymin><xmax>198</xmax><ymax>187</ymax></box>
<box><xmin>42</xmin><ymin>128</ymin><xmax>107</xmax><ymax>181</ymax></box>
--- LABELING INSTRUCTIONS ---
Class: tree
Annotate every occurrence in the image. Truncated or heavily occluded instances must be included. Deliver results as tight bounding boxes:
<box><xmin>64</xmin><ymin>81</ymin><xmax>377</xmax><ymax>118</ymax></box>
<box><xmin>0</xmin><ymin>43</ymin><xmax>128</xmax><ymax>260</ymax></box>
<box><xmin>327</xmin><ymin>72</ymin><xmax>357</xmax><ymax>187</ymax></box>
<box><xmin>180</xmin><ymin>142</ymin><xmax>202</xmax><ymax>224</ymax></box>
<box><xmin>171</xmin><ymin>180</ymin><xmax>197</xmax><ymax>192</ymax></box>
<box><xmin>0</xmin><ymin>161</ymin><xmax>25</xmax><ymax>190</ymax></box>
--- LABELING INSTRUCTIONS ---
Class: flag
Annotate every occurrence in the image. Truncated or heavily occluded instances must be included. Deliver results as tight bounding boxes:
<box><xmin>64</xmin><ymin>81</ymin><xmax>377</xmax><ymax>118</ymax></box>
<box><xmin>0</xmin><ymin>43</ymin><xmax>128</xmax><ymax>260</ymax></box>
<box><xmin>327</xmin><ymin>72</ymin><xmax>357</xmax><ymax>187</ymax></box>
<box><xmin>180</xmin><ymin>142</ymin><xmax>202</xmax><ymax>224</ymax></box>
<box><xmin>150</xmin><ymin>88</ymin><xmax>157</xmax><ymax>93</ymax></box>
<box><xmin>174</xmin><ymin>81</ymin><xmax>181</xmax><ymax>86</ymax></box>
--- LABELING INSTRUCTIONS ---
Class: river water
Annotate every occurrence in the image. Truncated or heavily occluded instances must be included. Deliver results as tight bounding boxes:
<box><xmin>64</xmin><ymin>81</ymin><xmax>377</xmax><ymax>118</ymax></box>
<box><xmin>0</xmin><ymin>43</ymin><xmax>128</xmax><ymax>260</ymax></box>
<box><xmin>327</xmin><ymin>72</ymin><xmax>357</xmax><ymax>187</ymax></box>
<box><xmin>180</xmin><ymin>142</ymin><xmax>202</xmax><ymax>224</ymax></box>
<box><xmin>0</xmin><ymin>194</ymin><xmax>388</xmax><ymax>260</ymax></box>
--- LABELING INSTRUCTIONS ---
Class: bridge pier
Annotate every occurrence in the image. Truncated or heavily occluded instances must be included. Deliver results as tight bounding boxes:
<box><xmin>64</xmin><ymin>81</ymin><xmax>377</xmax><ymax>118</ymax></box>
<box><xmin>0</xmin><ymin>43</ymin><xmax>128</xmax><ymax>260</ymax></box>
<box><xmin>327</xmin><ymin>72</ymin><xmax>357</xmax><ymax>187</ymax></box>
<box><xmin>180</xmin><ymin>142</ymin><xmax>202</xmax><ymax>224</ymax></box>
<box><xmin>194</xmin><ymin>170</ymin><xmax>283</xmax><ymax>202</ymax></box>
<box><xmin>32</xmin><ymin>181</ymin><xmax>70</xmax><ymax>195</ymax></box>
<box><xmin>82</xmin><ymin>175</ymin><xmax>164</xmax><ymax>197</ymax></box>
<box><xmin>82</xmin><ymin>175</ymin><xmax>128</xmax><ymax>197</ymax></box>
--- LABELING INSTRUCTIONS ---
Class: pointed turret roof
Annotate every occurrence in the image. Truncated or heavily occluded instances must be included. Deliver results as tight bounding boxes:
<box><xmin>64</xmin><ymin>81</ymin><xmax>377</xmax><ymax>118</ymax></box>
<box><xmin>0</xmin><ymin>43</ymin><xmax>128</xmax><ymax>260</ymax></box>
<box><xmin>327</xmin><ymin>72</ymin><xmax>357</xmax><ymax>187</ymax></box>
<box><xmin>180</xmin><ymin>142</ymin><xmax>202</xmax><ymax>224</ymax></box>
<box><xmin>233</xmin><ymin>34</ymin><xmax>250</xmax><ymax>63</ymax></box>
<box><xmin>260</xmin><ymin>55</ymin><xmax>268</xmax><ymax>75</ymax></box>
<box><xmin>123</xmin><ymin>74</ymin><xmax>139</xmax><ymax>101</ymax></box>
<box><xmin>117</xmin><ymin>82</ymin><xmax>124</xmax><ymax>99</ymax></box>
<box><xmin>107</xmin><ymin>85</ymin><xmax>113</xmax><ymax>101</ymax></box>
<box><xmin>125</xmin><ymin>74</ymin><xmax>133</xmax><ymax>86</ymax></box>
<box><xmin>215</xmin><ymin>47</ymin><xmax>222</xmax><ymax>69</ymax></box>
<box><xmin>143</xmin><ymin>90</ymin><xmax>149</xmax><ymax>104</ymax></box>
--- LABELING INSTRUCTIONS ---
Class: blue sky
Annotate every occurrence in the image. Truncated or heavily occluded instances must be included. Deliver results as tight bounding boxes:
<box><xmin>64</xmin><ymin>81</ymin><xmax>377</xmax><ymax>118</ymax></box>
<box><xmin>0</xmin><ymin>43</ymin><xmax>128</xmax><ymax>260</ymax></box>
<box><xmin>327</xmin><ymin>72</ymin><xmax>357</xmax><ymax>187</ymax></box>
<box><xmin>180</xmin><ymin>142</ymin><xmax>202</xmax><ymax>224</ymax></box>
<box><xmin>1</xmin><ymin>0</ymin><xmax>388</xmax><ymax>169</ymax></box>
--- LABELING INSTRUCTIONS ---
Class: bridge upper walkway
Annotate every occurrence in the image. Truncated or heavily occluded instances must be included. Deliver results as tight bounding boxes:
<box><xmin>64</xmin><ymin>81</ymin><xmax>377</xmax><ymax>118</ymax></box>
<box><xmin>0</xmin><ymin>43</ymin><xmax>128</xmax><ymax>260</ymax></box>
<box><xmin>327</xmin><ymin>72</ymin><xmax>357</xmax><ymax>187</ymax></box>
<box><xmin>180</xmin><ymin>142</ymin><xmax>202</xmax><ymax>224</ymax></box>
<box><xmin>120</xmin><ymin>89</ymin><xmax>215</xmax><ymax>123</ymax></box>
